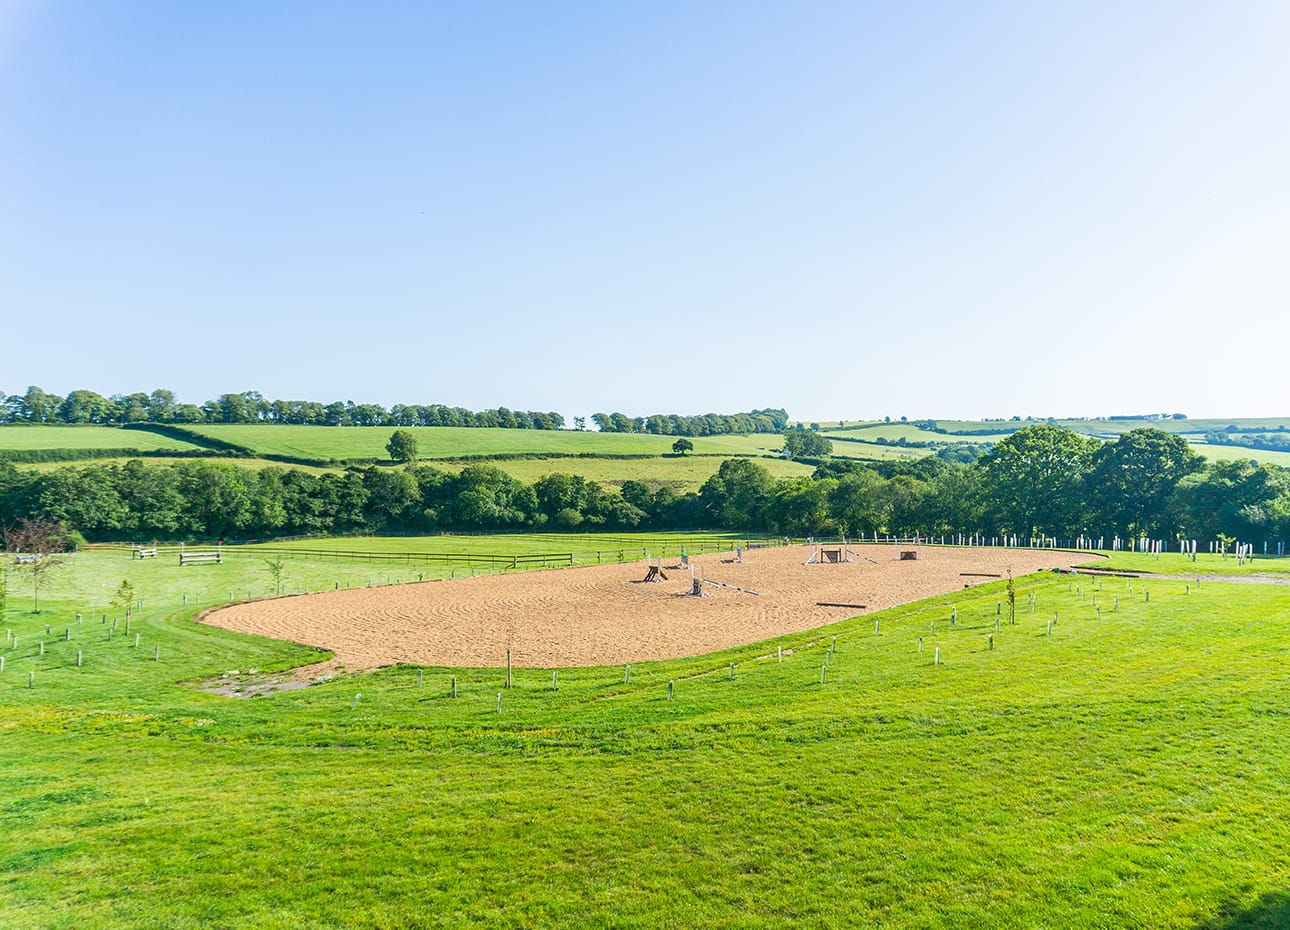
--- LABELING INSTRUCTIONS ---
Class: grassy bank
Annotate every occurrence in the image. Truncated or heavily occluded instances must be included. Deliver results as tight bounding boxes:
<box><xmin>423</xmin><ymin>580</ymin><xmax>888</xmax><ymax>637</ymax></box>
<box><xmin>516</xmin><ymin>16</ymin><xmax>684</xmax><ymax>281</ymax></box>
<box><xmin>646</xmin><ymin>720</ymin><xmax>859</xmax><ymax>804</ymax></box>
<box><xmin>1</xmin><ymin>544</ymin><xmax>1288</xmax><ymax>928</ymax></box>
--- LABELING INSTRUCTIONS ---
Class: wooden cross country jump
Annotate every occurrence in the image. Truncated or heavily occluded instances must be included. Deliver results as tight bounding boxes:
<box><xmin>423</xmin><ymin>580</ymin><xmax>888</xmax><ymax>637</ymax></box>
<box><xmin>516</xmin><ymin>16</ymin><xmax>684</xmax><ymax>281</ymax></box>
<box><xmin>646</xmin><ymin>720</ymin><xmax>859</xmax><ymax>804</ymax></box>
<box><xmin>180</xmin><ymin>542</ymin><xmax>223</xmax><ymax>566</ymax></box>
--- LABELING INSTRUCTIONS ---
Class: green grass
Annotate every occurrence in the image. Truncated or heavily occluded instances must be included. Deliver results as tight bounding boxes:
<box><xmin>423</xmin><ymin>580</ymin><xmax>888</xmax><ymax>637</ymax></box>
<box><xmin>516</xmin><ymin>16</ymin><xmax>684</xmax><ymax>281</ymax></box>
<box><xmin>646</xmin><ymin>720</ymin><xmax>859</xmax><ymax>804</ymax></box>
<box><xmin>429</xmin><ymin>453</ymin><xmax>814</xmax><ymax>490</ymax></box>
<box><xmin>16</xmin><ymin>456</ymin><xmax>338</xmax><ymax>475</ymax></box>
<box><xmin>828</xmin><ymin>439</ymin><xmax>930</xmax><ymax>460</ymax></box>
<box><xmin>821</xmin><ymin>423</ymin><xmax>958</xmax><ymax>442</ymax></box>
<box><xmin>1081</xmin><ymin>550</ymin><xmax>1290</xmax><ymax>576</ymax></box>
<box><xmin>933</xmin><ymin>416</ymin><xmax>1290</xmax><ymax>437</ymax></box>
<box><xmin>181</xmin><ymin>424</ymin><xmax>785</xmax><ymax>461</ymax></box>
<box><xmin>0</xmin><ymin>426</ymin><xmax>201</xmax><ymax>452</ymax></box>
<box><xmin>3</xmin><ymin>545</ymin><xmax>1290</xmax><ymax>928</ymax></box>
<box><xmin>1187</xmin><ymin>440</ymin><xmax>1290</xmax><ymax>467</ymax></box>
<box><xmin>72</xmin><ymin>532</ymin><xmax>766</xmax><ymax>592</ymax></box>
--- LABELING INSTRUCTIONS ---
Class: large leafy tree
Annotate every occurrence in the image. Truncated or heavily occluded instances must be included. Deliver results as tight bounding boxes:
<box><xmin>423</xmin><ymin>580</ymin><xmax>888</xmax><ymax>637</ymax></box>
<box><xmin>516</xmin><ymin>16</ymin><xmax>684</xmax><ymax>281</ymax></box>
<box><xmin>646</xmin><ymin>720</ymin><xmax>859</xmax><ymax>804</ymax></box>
<box><xmin>828</xmin><ymin>469</ymin><xmax>887</xmax><ymax>537</ymax></box>
<box><xmin>699</xmin><ymin>458</ymin><xmax>775</xmax><ymax>530</ymax></box>
<box><xmin>1170</xmin><ymin>460</ymin><xmax>1290</xmax><ymax>542</ymax></box>
<box><xmin>769</xmin><ymin>478</ymin><xmax>838</xmax><ymax>536</ymax></box>
<box><xmin>386</xmin><ymin>430</ymin><xmax>418</xmax><ymax>464</ymax></box>
<box><xmin>1088</xmin><ymin>428</ymin><xmax>1203</xmax><ymax>538</ymax></box>
<box><xmin>782</xmin><ymin>427</ymin><xmax>833</xmax><ymax>460</ymax></box>
<box><xmin>977</xmin><ymin>425</ymin><xmax>1101</xmax><ymax>537</ymax></box>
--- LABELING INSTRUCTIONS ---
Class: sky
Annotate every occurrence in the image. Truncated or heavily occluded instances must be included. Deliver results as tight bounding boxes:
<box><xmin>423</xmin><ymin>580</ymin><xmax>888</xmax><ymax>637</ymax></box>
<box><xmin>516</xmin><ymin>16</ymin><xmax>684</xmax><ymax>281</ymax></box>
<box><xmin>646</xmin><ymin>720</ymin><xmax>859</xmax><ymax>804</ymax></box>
<box><xmin>2</xmin><ymin>1</ymin><xmax>1288</xmax><ymax>424</ymax></box>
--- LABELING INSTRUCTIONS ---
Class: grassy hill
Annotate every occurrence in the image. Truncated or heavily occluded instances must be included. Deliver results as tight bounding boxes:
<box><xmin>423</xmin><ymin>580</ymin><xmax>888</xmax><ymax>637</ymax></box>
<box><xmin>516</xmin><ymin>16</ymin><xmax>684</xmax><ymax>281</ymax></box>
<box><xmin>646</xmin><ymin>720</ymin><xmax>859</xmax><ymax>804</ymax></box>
<box><xmin>1</xmin><ymin>543</ymin><xmax>1289</xmax><ymax>927</ymax></box>
<box><xmin>5</xmin><ymin>419</ymin><xmax>1290</xmax><ymax>483</ymax></box>
<box><xmin>179</xmin><ymin>424</ymin><xmax>783</xmax><ymax>461</ymax></box>
<box><xmin>0</xmin><ymin>425</ymin><xmax>202</xmax><ymax>452</ymax></box>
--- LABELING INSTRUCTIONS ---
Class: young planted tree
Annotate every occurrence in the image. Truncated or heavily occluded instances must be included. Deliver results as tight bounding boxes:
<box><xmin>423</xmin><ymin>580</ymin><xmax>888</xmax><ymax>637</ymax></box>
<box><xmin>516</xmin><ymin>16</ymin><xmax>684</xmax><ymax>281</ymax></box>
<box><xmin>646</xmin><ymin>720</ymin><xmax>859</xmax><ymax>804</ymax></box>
<box><xmin>7</xmin><ymin>517</ymin><xmax>69</xmax><ymax>613</ymax></box>
<box><xmin>1006</xmin><ymin>569</ymin><xmax>1017</xmax><ymax>624</ymax></box>
<box><xmin>112</xmin><ymin>579</ymin><xmax>136</xmax><ymax>618</ymax></box>
<box><xmin>265</xmin><ymin>555</ymin><xmax>286</xmax><ymax>596</ymax></box>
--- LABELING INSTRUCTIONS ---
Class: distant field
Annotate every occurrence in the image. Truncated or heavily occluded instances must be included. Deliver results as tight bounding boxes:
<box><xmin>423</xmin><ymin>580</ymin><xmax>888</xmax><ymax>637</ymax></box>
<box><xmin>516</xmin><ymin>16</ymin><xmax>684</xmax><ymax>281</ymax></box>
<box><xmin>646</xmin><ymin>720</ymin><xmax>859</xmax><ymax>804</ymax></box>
<box><xmin>1188</xmin><ymin>441</ymin><xmax>1290</xmax><ymax>467</ymax></box>
<box><xmin>16</xmin><ymin>456</ymin><xmax>337</xmax><ymax>475</ymax></box>
<box><xmin>453</xmin><ymin>453</ymin><xmax>813</xmax><ymax>489</ymax></box>
<box><xmin>182</xmin><ymin>424</ymin><xmax>783</xmax><ymax>461</ymax></box>
<box><xmin>933</xmin><ymin>417</ymin><xmax>1290</xmax><ymax>437</ymax></box>
<box><xmin>0</xmin><ymin>425</ymin><xmax>201</xmax><ymax>451</ymax></box>
<box><xmin>827</xmin><ymin>439</ymin><xmax>930</xmax><ymax>461</ymax></box>
<box><xmin>821</xmin><ymin>423</ymin><xmax>1012</xmax><ymax>444</ymax></box>
<box><xmin>16</xmin><ymin>453</ymin><xmax>809</xmax><ymax>490</ymax></box>
<box><xmin>821</xmin><ymin>423</ymin><xmax>941</xmax><ymax>442</ymax></box>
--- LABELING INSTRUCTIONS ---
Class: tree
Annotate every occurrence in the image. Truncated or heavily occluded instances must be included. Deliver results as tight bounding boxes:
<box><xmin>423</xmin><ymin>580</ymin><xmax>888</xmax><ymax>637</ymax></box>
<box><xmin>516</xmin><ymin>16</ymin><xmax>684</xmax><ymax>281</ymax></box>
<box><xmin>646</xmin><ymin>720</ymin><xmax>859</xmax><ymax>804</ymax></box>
<box><xmin>699</xmin><ymin>459</ymin><xmax>775</xmax><ymax>530</ymax></box>
<box><xmin>977</xmin><ymin>425</ymin><xmax>1100</xmax><ymax>537</ymax></box>
<box><xmin>782</xmin><ymin>426</ymin><xmax>833</xmax><ymax>460</ymax></box>
<box><xmin>6</xmin><ymin>517</ymin><xmax>69</xmax><ymax>613</ymax></box>
<box><xmin>1087</xmin><ymin>428</ymin><xmax>1203</xmax><ymax>539</ymax></box>
<box><xmin>264</xmin><ymin>556</ymin><xmax>286</xmax><ymax>596</ymax></box>
<box><xmin>1006</xmin><ymin>569</ymin><xmax>1016</xmax><ymax>624</ymax></box>
<box><xmin>386</xmin><ymin>430</ymin><xmax>418</xmax><ymax>464</ymax></box>
<box><xmin>672</xmin><ymin>438</ymin><xmax>694</xmax><ymax>456</ymax></box>
<box><xmin>111</xmin><ymin>578</ymin><xmax>136</xmax><ymax>618</ymax></box>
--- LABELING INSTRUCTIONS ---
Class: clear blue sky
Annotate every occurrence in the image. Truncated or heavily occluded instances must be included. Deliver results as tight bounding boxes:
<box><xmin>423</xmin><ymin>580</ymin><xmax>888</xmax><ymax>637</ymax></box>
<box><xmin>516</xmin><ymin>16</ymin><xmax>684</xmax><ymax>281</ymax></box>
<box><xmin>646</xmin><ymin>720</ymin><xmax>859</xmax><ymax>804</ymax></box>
<box><xmin>2</xmin><ymin>1</ymin><xmax>1287</xmax><ymax>423</ymax></box>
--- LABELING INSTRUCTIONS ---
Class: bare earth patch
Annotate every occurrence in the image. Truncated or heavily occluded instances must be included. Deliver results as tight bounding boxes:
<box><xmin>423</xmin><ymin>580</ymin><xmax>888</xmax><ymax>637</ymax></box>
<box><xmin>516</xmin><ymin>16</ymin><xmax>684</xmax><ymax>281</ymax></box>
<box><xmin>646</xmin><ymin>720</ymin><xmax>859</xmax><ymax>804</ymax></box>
<box><xmin>199</xmin><ymin>545</ymin><xmax>1100</xmax><ymax>670</ymax></box>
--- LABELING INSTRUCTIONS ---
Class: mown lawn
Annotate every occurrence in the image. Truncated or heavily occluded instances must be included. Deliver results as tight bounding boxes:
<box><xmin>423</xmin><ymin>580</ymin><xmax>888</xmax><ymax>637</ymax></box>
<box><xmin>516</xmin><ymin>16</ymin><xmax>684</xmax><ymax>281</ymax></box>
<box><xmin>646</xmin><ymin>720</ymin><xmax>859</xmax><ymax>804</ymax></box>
<box><xmin>1</xmin><ymin>547</ymin><xmax>1288</xmax><ymax>928</ymax></box>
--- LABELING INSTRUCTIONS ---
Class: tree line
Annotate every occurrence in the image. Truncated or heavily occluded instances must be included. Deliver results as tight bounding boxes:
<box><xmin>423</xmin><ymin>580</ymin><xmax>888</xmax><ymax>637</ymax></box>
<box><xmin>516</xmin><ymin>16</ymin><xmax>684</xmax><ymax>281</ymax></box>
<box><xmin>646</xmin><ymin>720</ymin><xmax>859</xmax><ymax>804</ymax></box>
<box><xmin>0</xmin><ymin>387</ymin><xmax>793</xmax><ymax>438</ymax></box>
<box><xmin>1</xmin><ymin>425</ymin><xmax>1287</xmax><ymax>546</ymax></box>
<box><xmin>589</xmin><ymin>408</ymin><xmax>787</xmax><ymax>436</ymax></box>
<box><xmin>0</xmin><ymin>386</ymin><xmax>569</xmax><ymax>430</ymax></box>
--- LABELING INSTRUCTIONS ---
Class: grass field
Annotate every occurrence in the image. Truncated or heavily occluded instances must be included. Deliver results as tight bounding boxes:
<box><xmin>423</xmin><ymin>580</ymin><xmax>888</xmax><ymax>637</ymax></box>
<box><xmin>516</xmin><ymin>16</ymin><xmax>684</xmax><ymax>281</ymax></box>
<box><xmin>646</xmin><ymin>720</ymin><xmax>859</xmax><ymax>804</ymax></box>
<box><xmin>2</xmin><ymin>544</ymin><xmax>1289</xmax><ymax>928</ymax></box>
<box><xmin>75</xmin><ymin>532</ymin><xmax>769</xmax><ymax>593</ymax></box>
<box><xmin>1081</xmin><ymin>550</ymin><xmax>1290</xmax><ymax>576</ymax></box>
<box><xmin>0</xmin><ymin>426</ymin><xmax>201</xmax><ymax>452</ymax></box>
<box><xmin>827</xmin><ymin>438</ymin><xmax>930</xmax><ymax>460</ymax></box>
<box><xmin>15</xmin><ymin>454</ymin><xmax>812</xmax><ymax>489</ymax></box>
<box><xmin>432</xmin><ymin>453</ymin><xmax>814</xmax><ymax>489</ymax></box>
<box><xmin>180</xmin><ymin>424</ymin><xmax>785</xmax><ymax>461</ymax></box>
<box><xmin>932</xmin><ymin>417</ymin><xmax>1290</xmax><ymax>437</ymax></box>
<box><xmin>14</xmin><ymin>456</ymin><xmax>338</xmax><ymax>475</ymax></box>
<box><xmin>821</xmin><ymin>423</ymin><xmax>996</xmax><ymax>443</ymax></box>
<box><xmin>1188</xmin><ymin>440</ymin><xmax>1290</xmax><ymax>467</ymax></box>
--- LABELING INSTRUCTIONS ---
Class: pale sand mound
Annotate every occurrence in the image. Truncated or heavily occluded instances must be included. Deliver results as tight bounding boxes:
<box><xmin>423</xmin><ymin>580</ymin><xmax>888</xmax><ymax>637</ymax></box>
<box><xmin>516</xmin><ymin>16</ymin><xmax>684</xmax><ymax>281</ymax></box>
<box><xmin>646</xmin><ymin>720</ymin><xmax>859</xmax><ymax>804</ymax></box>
<box><xmin>199</xmin><ymin>545</ymin><xmax>1100</xmax><ymax>670</ymax></box>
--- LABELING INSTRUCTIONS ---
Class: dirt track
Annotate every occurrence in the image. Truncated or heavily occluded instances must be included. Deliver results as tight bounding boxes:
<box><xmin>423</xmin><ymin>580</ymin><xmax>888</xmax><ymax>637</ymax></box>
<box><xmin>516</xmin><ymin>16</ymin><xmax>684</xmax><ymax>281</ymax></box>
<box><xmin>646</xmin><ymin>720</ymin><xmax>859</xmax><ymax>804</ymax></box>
<box><xmin>200</xmin><ymin>545</ymin><xmax>1099</xmax><ymax>670</ymax></box>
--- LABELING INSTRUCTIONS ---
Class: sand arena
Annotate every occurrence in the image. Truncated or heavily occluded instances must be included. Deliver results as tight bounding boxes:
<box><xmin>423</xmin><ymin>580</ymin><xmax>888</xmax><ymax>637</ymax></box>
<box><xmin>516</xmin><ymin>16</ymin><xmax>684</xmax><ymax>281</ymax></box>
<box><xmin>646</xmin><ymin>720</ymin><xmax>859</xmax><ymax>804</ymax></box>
<box><xmin>200</xmin><ymin>544</ymin><xmax>1100</xmax><ymax>670</ymax></box>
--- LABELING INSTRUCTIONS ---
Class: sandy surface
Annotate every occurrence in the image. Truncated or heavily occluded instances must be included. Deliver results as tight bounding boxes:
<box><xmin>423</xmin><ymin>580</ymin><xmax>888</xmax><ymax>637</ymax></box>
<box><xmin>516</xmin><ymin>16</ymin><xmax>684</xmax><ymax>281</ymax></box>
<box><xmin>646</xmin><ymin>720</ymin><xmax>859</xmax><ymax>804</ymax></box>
<box><xmin>199</xmin><ymin>545</ymin><xmax>1100</xmax><ymax>670</ymax></box>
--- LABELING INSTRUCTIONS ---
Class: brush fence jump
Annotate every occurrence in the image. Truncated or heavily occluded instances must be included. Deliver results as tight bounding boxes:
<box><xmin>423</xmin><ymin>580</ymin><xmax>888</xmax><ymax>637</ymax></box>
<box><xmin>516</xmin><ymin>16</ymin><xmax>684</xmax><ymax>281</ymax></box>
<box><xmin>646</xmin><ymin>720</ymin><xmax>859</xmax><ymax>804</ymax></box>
<box><xmin>180</xmin><ymin>543</ymin><xmax>223</xmax><ymax>566</ymax></box>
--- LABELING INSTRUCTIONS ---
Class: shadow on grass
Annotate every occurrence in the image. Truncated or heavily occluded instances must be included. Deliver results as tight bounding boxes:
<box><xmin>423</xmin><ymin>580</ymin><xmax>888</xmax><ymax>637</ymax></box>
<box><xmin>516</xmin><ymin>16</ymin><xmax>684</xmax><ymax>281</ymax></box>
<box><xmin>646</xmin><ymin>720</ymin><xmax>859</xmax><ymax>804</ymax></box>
<box><xmin>1198</xmin><ymin>892</ymin><xmax>1290</xmax><ymax>930</ymax></box>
